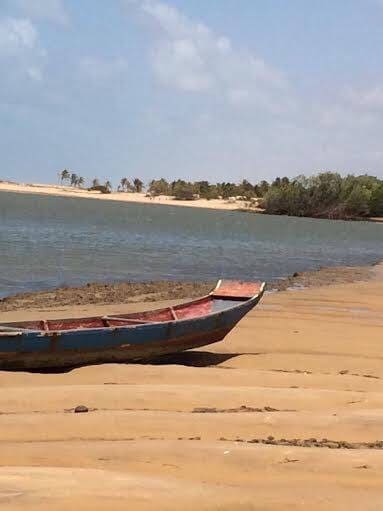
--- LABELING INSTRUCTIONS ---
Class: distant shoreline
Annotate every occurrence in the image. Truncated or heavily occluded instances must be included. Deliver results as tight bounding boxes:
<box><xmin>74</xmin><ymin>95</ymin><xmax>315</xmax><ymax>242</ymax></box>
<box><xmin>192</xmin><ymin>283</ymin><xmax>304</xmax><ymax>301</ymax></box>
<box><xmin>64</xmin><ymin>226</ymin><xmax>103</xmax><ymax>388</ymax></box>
<box><xmin>0</xmin><ymin>181</ymin><xmax>252</xmax><ymax>212</ymax></box>
<box><xmin>1</xmin><ymin>180</ymin><xmax>382</xmax><ymax>222</ymax></box>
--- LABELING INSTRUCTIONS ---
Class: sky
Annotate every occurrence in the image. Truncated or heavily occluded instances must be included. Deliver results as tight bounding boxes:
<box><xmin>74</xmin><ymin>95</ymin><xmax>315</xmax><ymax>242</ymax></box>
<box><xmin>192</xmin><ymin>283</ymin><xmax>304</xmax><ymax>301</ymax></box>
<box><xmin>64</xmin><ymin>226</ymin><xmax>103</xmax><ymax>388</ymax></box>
<box><xmin>1</xmin><ymin>0</ymin><xmax>383</xmax><ymax>186</ymax></box>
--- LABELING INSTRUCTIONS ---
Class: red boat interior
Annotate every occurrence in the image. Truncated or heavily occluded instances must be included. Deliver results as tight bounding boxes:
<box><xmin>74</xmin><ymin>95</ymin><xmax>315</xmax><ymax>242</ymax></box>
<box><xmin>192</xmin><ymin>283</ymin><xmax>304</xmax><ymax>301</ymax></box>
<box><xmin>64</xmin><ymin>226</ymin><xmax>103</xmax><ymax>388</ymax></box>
<box><xmin>0</xmin><ymin>281</ymin><xmax>263</xmax><ymax>332</ymax></box>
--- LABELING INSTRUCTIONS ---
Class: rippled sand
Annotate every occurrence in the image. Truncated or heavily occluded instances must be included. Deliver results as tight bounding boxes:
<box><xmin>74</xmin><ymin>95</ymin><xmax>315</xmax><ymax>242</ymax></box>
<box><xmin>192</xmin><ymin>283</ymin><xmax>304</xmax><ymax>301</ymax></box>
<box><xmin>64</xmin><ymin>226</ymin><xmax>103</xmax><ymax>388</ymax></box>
<box><xmin>0</xmin><ymin>266</ymin><xmax>382</xmax><ymax>510</ymax></box>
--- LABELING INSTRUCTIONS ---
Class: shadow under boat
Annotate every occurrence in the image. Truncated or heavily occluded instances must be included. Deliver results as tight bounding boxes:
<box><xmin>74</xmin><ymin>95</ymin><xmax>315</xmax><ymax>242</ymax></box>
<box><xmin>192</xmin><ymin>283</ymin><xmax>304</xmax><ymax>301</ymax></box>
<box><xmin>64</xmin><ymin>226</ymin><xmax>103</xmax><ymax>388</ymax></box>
<box><xmin>13</xmin><ymin>351</ymin><xmax>240</xmax><ymax>374</ymax></box>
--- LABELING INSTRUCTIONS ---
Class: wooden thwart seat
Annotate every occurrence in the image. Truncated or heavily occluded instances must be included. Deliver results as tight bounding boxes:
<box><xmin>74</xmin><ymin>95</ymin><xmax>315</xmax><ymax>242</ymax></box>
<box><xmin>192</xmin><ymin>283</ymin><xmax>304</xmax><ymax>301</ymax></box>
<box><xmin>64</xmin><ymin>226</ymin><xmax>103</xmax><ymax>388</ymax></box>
<box><xmin>104</xmin><ymin>306</ymin><xmax>179</xmax><ymax>326</ymax></box>
<box><xmin>102</xmin><ymin>316</ymin><xmax>152</xmax><ymax>325</ymax></box>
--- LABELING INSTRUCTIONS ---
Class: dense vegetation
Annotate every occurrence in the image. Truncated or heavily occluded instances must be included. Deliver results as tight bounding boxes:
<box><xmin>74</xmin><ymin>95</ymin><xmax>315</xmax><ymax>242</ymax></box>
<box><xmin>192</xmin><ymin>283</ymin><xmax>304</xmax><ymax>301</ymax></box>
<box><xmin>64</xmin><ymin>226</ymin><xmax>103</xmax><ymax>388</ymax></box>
<box><xmin>260</xmin><ymin>173</ymin><xmax>383</xmax><ymax>219</ymax></box>
<box><xmin>59</xmin><ymin>169</ymin><xmax>383</xmax><ymax>219</ymax></box>
<box><xmin>149</xmin><ymin>173</ymin><xmax>383</xmax><ymax>218</ymax></box>
<box><xmin>147</xmin><ymin>178</ymin><xmax>270</xmax><ymax>200</ymax></box>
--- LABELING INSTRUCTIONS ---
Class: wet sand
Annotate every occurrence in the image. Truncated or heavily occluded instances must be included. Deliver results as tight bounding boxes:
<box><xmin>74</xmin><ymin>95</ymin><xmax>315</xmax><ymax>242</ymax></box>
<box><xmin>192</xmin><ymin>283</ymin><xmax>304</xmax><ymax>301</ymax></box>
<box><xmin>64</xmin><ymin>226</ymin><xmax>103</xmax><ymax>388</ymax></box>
<box><xmin>0</xmin><ymin>265</ymin><xmax>382</xmax><ymax>509</ymax></box>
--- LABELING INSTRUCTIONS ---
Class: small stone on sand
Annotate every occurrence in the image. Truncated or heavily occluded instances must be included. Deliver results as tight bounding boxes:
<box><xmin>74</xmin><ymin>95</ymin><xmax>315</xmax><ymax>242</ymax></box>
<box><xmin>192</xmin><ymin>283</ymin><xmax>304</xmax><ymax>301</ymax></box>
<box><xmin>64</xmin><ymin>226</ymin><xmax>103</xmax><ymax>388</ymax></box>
<box><xmin>74</xmin><ymin>405</ymin><xmax>89</xmax><ymax>413</ymax></box>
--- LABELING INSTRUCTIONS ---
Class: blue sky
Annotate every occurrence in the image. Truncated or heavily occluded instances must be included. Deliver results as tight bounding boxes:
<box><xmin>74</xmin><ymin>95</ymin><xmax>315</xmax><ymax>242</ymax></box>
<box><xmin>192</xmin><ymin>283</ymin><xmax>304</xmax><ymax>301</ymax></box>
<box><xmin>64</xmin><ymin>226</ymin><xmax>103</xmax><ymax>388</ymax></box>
<box><xmin>1</xmin><ymin>0</ymin><xmax>383</xmax><ymax>186</ymax></box>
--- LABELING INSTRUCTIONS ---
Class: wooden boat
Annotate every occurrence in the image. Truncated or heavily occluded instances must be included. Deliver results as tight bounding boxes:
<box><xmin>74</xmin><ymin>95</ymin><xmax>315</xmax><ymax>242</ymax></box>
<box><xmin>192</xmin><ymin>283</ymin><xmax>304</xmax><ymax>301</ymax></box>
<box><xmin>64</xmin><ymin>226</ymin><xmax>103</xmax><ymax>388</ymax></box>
<box><xmin>0</xmin><ymin>280</ymin><xmax>265</xmax><ymax>370</ymax></box>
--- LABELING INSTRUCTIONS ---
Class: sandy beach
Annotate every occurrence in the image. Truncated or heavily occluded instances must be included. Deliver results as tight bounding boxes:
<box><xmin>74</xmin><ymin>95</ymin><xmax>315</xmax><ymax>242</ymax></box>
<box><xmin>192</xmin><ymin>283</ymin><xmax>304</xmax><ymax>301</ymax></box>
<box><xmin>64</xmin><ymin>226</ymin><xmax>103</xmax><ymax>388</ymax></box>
<box><xmin>0</xmin><ymin>181</ymin><xmax>250</xmax><ymax>211</ymax></box>
<box><xmin>0</xmin><ymin>265</ymin><xmax>382</xmax><ymax>510</ymax></box>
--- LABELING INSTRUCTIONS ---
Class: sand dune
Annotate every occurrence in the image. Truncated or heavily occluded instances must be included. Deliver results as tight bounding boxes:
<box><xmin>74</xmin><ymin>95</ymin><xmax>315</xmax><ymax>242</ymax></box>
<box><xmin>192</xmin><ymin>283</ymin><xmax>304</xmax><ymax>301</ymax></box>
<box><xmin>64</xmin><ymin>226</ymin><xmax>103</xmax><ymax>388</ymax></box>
<box><xmin>0</xmin><ymin>269</ymin><xmax>382</xmax><ymax>509</ymax></box>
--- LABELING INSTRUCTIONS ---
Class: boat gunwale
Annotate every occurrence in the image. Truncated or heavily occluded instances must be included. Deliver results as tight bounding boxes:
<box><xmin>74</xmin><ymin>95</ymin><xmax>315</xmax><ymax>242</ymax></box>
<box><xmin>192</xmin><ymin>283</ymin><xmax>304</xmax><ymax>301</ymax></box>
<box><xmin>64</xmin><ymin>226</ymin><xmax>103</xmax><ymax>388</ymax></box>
<box><xmin>0</xmin><ymin>282</ymin><xmax>266</xmax><ymax>337</ymax></box>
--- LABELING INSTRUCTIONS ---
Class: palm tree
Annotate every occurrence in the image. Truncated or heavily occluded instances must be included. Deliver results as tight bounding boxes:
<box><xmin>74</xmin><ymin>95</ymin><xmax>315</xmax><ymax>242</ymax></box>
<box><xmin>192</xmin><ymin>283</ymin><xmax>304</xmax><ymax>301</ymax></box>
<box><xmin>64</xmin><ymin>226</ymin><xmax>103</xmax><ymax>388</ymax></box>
<box><xmin>105</xmin><ymin>180</ymin><xmax>112</xmax><ymax>192</ymax></box>
<box><xmin>78</xmin><ymin>176</ymin><xmax>85</xmax><ymax>188</ymax></box>
<box><xmin>92</xmin><ymin>178</ymin><xmax>100</xmax><ymax>188</ymax></box>
<box><xmin>120</xmin><ymin>177</ymin><xmax>128</xmax><ymax>191</ymax></box>
<box><xmin>60</xmin><ymin>169</ymin><xmax>70</xmax><ymax>185</ymax></box>
<box><xmin>133</xmin><ymin>178</ymin><xmax>143</xmax><ymax>193</ymax></box>
<box><xmin>70</xmin><ymin>173</ymin><xmax>78</xmax><ymax>186</ymax></box>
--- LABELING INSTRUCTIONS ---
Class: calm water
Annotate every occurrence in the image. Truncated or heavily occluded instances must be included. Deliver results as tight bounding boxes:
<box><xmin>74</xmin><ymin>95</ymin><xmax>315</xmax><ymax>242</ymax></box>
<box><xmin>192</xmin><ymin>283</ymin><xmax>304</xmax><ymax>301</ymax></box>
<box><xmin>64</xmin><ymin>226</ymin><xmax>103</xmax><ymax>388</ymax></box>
<box><xmin>1</xmin><ymin>191</ymin><xmax>383</xmax><ymax>298</ymax></box>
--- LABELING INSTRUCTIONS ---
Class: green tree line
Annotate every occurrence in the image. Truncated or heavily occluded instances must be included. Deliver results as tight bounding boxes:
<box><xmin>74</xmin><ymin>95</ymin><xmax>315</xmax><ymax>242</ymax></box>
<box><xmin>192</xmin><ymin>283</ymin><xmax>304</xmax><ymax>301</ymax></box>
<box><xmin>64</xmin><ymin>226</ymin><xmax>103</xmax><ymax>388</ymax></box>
<box><xmin>260</xmin><ymin>173</ymin><xmax>383</xmax><ymax>219</ymax></box>
<box><xmin>59</xmin><ymin>169</ymin><xmax>383</xmax><ymax>218</ymax></box>
<box><xmin>148</xmin><ymin>173</ymin><xmax>383</xmax><ymax>218</ymax></box>
<box><xmin>147</xmin><ymin>178</ymin><xmax>271</xmax><ymax>200</ymax></box>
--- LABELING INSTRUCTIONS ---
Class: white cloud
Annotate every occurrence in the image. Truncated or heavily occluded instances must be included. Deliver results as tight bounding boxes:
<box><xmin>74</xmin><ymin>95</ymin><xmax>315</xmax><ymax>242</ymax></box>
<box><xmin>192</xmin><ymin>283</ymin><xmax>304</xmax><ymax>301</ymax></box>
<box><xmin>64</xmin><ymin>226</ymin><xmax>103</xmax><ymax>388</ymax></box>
<box><xmin>0</xmin><ymin>17</ymin><xmax>38</xmax><ymax>56</ymax></box>
<box><xmin>131</xmin><ymin>0</ymin><xmax>287</xmax><ymax>111</ymax></box>
<box><xmin>8</xmin><ymin>0</ymin><xmax>68</xmax><ymax>25</ymax></box>
<box><xmin>0</xmin><ymin>17</ymin><xmax>45</xmax><ymax>84</ymax></box>
<box><xmin>151</xmin><ymin>38</ymin><xmax>213</xmax><ymax>92</ymax></box>
<box><xmin>122</xmin><ymin>1</ymin><xmax>383</xmax><ymax>179</ymax></box>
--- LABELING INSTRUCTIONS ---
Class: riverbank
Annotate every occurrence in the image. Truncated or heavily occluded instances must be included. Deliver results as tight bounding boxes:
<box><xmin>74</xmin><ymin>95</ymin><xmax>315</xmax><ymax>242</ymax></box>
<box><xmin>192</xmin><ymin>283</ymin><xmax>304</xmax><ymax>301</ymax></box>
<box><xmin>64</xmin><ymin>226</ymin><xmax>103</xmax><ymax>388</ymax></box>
<box><xmin>2</xmin><ymin>181</ymin><xmax>382</xmax><ymax>222</ymax></box>
<box><xmin>0</xmin><ymin>263</ymin><xmax>376</xmax><ymax>312</ymax></box>
<box><xmin>0</xmin><ymin>181</ymin><xmax>250</xmax><ymax>211</ymax></box>
<box><xmin>0</xmin><ymin>264</ymin><xmax>382</xmax><ymax>510</ymax></box>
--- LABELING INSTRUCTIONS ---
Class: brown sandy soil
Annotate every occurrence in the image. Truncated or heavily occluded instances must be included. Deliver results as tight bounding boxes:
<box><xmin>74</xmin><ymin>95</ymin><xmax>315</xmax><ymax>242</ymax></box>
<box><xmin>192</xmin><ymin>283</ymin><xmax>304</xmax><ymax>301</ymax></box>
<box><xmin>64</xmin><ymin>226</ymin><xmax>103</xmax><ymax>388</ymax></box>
<box><xmin>0</xmin><ymin>265</ymin><xmax>382</xmax><ymax>509</ymax></box>
<box><xmin>0</xmin><ymin>264</ymin><xmax>375</xmax><ymax>312</ymax></box>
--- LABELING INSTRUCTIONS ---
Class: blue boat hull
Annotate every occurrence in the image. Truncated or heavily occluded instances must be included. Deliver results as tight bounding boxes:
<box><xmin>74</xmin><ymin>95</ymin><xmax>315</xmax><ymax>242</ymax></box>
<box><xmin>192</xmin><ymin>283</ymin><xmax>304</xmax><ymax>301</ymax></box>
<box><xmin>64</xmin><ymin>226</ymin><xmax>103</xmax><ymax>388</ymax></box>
<box><xmin>0</xmin><ymin>295</ymin><xmax>261</xmax><ymax>370</ymax></box>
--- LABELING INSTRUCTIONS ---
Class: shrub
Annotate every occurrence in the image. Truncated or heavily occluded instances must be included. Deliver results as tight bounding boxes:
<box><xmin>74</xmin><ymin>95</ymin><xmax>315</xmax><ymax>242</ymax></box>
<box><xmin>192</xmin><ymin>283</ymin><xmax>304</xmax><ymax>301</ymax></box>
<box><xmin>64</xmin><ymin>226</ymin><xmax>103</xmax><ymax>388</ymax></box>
<box><xmin>369</xmin><ymin>184</ymin><xmax>383</xmax><ymax>216</ymax></box>
<box><xmin>345</xmin><ymin>185</ymin><xmax>370</xmax><ymax>217</ymax></box>
<box><xmin>89</xmin><ymin>185</ymin><xmax>111</xmax><ymax>194</ymax></box>
<box><xmin>173</xmin><ymin>182</ymin><xmax>196</xmax><ymax>200</ymax></box>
